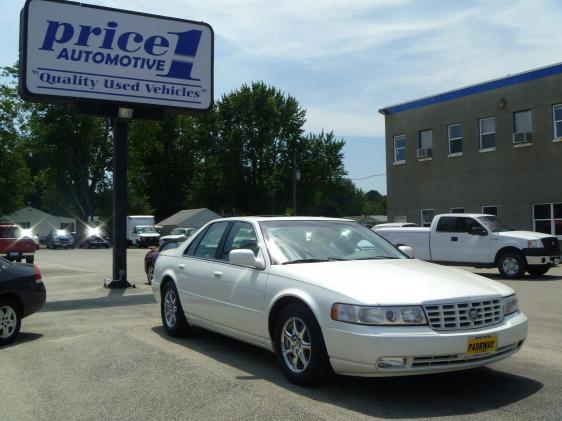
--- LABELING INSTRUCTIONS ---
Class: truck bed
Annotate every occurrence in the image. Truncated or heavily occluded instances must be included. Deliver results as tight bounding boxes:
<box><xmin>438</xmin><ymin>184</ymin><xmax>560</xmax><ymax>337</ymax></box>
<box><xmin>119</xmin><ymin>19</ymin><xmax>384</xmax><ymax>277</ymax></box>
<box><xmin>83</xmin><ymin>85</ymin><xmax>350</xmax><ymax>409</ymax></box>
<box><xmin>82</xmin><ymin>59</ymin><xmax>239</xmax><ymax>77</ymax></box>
<box><xmin>374</xmin><ymin>227</ymin><xmax>431</xmax><ymax>260</ymax></box>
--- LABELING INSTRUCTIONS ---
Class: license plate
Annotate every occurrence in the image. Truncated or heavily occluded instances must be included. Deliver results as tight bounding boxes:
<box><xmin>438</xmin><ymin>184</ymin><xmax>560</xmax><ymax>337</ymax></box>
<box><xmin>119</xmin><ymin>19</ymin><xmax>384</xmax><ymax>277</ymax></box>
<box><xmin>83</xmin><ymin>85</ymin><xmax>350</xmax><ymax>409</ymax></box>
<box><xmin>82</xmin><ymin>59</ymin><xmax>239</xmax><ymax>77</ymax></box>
<box><xmin>9</xmin><ymin>252</ymin><xmax>19</xmax><ymax>257</ymax></box>
<box><xmin>467</xmin><ymin>335</ymin><xmax>497</xmax><ymax>356</ymax></box>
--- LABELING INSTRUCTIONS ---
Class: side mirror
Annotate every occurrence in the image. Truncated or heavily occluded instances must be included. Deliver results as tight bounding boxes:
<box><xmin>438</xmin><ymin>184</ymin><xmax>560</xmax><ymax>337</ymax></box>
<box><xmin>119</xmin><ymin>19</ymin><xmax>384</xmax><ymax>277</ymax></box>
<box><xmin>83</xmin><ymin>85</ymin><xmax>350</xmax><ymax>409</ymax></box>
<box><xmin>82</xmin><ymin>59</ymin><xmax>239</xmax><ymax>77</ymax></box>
<box><xmin>470</xmin><ymin>226</ymin><xmax>488</xmax><ymax>236</ymax></box>
<box><xmin>229</xmin><ymin>249</ymin><xmax>265</xmax><ymax>270</ymax></box>
<box><xmin>398</xmin><ymin>245</ymin><xmax>414</xmax><ymax>258</ymax></box>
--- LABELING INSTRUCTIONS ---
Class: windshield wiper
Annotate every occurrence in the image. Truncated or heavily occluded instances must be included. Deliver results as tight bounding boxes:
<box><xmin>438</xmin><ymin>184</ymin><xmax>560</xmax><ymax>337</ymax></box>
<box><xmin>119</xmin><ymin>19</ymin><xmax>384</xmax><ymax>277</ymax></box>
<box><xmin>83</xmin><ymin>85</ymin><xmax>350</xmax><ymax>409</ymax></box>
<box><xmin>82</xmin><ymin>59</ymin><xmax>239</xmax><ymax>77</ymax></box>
<box><xmin>282</xmin><ymin>258</ymin><xmax>346</xmax><ymax>265</ymax></box>
<box><xmin>354</xmin><ymin>256</ymin><xmax>400</xmax><ymax>260</ymax></box>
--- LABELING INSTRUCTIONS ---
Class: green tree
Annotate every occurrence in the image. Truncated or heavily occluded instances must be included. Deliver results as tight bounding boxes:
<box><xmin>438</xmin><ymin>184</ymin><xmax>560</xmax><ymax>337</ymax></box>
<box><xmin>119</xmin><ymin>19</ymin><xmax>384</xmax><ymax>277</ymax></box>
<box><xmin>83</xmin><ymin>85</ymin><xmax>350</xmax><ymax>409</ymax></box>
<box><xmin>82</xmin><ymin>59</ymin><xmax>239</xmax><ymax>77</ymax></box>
<box><xmin>0</xmin><ymin>65</ymin><xmax>32</xmax><ymax>215</ymax></box>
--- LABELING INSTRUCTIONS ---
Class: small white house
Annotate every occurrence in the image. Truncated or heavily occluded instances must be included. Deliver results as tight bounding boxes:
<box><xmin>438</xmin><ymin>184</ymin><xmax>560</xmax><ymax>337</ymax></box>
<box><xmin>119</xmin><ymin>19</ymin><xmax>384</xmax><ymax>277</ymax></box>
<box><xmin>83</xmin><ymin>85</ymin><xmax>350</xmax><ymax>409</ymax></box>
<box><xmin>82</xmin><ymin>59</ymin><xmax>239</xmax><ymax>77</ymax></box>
<box><xmin>1</xmin><ymin>206</ymin><xmax>77</xmax><ymax>239</ymax></box>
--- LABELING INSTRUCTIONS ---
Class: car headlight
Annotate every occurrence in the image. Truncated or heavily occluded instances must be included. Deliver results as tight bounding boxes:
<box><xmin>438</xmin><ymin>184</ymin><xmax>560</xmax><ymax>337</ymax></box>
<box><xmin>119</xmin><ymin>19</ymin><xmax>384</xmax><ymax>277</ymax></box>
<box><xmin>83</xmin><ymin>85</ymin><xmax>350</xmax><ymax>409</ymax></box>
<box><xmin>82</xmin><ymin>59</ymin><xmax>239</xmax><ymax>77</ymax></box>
<box><xmin>331</xmin><ymin>303</ymin><xmax>427</xmax><ymax>325</ymax></box>
<box><xmin>527</xmin><ymin>239</ymin><xmax>543</xmax><ymax>248</ymax></box>
<box><xmin>503</xmin><ymin>294</ymin><xmax>519</xmax><ymax>315</ymax></box>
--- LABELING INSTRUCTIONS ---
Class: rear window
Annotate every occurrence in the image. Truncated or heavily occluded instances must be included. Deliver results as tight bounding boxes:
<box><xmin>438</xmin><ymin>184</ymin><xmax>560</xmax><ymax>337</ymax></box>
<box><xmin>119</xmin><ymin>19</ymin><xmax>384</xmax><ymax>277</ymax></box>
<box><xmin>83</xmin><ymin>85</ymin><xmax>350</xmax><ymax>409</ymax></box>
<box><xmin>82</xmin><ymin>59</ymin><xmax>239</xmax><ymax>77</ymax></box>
<box><xmin>0</xmin><ymin>226</ymin><xmax>21</xmax><ymax>238</ymax></box>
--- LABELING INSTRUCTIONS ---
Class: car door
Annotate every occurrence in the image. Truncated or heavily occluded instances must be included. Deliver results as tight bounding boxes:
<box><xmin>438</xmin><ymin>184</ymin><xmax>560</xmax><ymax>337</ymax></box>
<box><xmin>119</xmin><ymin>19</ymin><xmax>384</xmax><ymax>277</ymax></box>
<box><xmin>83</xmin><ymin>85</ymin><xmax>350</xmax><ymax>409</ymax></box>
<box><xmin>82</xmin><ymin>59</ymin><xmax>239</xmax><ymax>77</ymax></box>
<box><xmin>206</xmin><ymin>221</ymin><xmax>269</xmax><ymax>344</ymax></box>
<box><xmin>430</xmin><ymin>217</ymin><xmax>456</xmax><ymax>261</ymax></box>
<box><xmin>176</xmin><ymin>221</ymin><xmax>230</xmax><ymax>325</ymax></box>
<box><xmin>451</xmin><ymin>217</ymin><xmax>491</xmax><ymax>263</ymax></box>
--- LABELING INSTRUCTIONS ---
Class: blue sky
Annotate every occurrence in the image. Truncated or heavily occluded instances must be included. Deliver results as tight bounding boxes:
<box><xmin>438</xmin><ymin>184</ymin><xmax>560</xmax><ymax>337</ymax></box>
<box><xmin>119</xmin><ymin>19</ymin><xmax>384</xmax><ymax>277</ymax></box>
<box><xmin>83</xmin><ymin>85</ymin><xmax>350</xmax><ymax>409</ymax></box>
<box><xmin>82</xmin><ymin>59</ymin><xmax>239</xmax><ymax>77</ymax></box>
<box><xmin>3</xmin><ymin>0</ymin><xmax>562</xmax><ymax>195</ymax></box>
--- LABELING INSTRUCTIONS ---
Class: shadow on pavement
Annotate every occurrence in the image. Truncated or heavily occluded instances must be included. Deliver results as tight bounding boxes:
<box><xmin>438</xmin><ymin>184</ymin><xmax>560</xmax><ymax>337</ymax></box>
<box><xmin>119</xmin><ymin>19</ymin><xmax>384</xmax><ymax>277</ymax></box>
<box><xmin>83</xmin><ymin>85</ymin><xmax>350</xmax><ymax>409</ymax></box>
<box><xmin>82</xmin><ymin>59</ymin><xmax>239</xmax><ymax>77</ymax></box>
<box><xmin>41</xmin><ymin>293</ymin><xmax>155</xmax><ymax>312</ymax></box>
<box><xmin>152</xmin><ymin>326</ymin><xmax>543</xmax><ymax>419</ymax></box>
<box><xmin>4</xmin><ymin>332</ymin><xmax>43</xmax><ymax>349</ymax></box>
<box><xmin>473</xmin><ymin>272</ymin><xmax>562</xmax><ymax>282</ymax></box>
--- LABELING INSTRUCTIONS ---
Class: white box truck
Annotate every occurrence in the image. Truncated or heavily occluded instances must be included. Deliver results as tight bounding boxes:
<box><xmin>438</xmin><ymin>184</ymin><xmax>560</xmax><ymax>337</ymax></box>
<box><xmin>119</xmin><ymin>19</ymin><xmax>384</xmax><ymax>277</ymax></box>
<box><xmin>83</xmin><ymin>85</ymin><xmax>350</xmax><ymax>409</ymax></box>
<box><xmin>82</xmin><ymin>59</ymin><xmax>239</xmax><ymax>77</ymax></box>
<box><xmin>127</xmin><ymin>215</ymin><xmax>160</xmax><ymax>248</ymax></box>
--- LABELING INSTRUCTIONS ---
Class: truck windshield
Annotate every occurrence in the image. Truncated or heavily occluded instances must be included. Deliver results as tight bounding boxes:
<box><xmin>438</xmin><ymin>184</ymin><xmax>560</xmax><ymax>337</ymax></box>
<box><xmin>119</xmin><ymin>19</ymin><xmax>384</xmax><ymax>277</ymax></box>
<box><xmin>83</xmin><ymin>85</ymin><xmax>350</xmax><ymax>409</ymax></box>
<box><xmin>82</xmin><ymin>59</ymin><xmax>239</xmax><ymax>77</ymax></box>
<box><xmin>478</xmin><ymin>216</ymin><xmax>515</xmax><ymax>232</ymax></box>
<box><xmin>0</xmin><ymin>227</ymin><xmax>21</xmax><ymax>238</ymax></box>
<box><xmin>260</xmin><ymin>220</ymin><xmax>406</xmax><ymax>264</ymax></box>
<box><xmin>138</xmin><ymin>226</ymin><xmax>156</xmax><ymax>234</ymax></box>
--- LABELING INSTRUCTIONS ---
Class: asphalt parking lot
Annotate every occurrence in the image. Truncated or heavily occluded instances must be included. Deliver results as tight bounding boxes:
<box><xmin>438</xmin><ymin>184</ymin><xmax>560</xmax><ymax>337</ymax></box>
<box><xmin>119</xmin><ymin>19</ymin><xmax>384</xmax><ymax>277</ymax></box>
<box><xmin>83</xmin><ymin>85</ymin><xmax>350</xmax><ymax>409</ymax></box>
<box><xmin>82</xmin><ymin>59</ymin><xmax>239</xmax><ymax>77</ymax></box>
<box><xmin>2</xmin><ymin>248</ymin><xmax>562</xmax><ymax>420</ymax></box>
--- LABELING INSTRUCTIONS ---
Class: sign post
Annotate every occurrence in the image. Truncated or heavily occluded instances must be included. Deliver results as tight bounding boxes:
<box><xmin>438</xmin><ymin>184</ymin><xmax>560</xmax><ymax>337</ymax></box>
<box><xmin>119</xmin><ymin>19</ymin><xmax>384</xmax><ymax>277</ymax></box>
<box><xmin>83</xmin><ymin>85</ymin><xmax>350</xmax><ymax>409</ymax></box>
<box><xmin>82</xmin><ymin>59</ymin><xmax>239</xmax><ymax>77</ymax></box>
<box><xmin>19</xmin><ymin>0</ymin><xmax>213</xmax><ymax>287</ymax></box>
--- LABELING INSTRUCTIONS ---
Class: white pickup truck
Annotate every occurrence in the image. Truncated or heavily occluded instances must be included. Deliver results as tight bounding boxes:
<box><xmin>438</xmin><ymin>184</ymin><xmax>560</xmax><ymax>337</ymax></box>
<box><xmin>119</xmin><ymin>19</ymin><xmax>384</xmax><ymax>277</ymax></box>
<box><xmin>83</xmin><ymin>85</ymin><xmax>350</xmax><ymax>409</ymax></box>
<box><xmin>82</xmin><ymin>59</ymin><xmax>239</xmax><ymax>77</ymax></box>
<box><xmin>375</xmin><ymin>214</ymin><xmax>561</xmax><ymax>278</ymax></box>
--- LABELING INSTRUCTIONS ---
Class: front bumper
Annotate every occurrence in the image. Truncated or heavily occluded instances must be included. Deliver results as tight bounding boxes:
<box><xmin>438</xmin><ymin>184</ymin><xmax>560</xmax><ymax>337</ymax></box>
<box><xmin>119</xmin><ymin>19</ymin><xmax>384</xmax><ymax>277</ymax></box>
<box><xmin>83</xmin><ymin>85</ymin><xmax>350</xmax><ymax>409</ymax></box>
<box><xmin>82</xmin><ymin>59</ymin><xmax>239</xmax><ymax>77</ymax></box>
<box><xmin>322</xmin><ymin>311</ymin><xmax>528</xmax><ymax>377</ymax></box>
<box><xmin>525</xmin><ymin>255</ymin><xmax>560</xmax><ymax>266</ymax></box>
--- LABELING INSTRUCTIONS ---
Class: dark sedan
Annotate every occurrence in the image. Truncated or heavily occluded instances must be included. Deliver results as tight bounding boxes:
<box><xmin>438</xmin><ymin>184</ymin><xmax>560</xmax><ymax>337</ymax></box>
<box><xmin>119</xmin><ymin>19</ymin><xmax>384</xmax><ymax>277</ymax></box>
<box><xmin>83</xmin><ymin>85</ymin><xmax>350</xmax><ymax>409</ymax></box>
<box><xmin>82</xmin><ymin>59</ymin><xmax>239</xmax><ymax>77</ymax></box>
<box><xmin>144</xmin><ymin>240</ymin><xmax>182</xmax><ymax>284</ymax></box>
<box><xmin>79</xmin><ymin>235</ymin><xmax>110</xmax><ymax>249</ymax></box>
<box><xmin>0</xmin><ymin>257</ymin><xmax>46</xmax><ymax>346</ymax></box>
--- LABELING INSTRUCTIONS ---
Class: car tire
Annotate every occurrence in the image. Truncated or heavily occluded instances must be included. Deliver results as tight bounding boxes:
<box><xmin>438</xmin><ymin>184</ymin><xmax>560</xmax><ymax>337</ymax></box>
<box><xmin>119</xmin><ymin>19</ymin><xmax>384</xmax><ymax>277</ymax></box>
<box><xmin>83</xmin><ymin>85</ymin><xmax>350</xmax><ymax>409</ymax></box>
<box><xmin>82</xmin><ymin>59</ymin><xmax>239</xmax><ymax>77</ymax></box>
<box><xmin>147</xmin><ymin>265</ymin><xmax>154</xmax><ymax>285</ymax></box>
<box><xmin>25</xmin><ymin>256</ymin><xmax>34</xmax><ymax>264</ymax></box>
<box><xmin>0</xmin><ymin>298</ymin><xmax>21</xmax><ymax>346</ymax></box>
<box><xmin>161</xmin><ymin>282</ymin><xmax>192</xmax><ymax>337</ymax></box>
<box><xmin>498</xmin><ymin>251</ymin><xmax>526</xmax><ymax>279</ymax></box>
<box><xmin>527</xmin><ymin>265</ymin><xmax>550</xmax><ymax>276</ymax></box>
<box><xmin>274</xmin><ymin>303</ymin><xmax>333</xmax><ymax>386</ymax></box>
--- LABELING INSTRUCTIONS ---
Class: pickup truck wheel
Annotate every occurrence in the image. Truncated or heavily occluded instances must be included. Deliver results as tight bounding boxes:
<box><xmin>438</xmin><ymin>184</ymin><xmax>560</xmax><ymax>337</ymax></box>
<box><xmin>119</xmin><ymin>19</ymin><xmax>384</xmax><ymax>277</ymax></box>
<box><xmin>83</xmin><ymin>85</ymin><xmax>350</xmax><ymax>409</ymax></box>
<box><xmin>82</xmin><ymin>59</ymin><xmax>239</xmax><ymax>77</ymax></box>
<box><xmin>0</xmin><ymin>298</ymin><xmax>21</xmax><ymax>346</ymax></box>
<box><xmin>498</xmin><ymin>252</ymin><xmax>526</xmax><ymax>279</ymax></box>
<box><xmin>527</xmin><ymin>265</ymin><xmax>550</xmax><ymax>276</ymax></box>
<box><xmin>25</xmin><ymin>256</ymin><xmax>34</xmax><ymax>264</ymax></box>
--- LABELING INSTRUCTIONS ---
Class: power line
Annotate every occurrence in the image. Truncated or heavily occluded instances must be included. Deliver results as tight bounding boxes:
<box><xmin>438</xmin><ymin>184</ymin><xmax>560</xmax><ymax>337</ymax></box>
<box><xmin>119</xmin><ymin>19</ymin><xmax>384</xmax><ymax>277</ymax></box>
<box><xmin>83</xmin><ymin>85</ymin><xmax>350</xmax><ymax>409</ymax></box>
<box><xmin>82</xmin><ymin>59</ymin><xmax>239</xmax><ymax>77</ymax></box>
<box><xmin>350</xmin><ymin>172</ymin><xmax>386</xmax><ymax>181</ymax></box>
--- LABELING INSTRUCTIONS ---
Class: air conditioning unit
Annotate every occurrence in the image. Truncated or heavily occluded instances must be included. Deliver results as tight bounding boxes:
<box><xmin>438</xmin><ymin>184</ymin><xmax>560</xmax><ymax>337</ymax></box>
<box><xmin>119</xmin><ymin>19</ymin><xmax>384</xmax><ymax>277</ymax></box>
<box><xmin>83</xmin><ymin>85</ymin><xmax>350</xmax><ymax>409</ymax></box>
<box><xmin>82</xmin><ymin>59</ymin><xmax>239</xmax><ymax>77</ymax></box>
<box><xmin>417</xmin><ymin>148</ymin><xmax>433</xmax><ymax>158</ymax></box>
<box><xmin>513</xmin><ymin>132</ymin><xmax>533</xmax><ymax>144</ymax></box>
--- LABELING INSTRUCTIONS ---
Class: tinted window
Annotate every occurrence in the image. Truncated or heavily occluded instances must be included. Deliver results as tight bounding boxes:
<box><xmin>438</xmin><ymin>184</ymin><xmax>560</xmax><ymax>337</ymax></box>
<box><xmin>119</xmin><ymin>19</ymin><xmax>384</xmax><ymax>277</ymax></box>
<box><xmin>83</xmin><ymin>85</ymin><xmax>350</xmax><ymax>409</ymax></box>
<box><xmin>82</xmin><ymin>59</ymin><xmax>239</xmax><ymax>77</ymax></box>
<box><xmin>193</xmin><ymin>222</ymin><xmax>229</xmax><ymax>259</ymax></box>
<box><xmin>221</xmin><ymin>222</ymin><xmax>258</xmax><ymax>261</ymax></box>
<box><xmin>0</xmin><ymin>226</ymin><xmax>21</xmax><ymax>238</ymax></box>
<box><xmin>436</xmin><ymin>217</ymin><xmax>457</xmax><ymax>232</ymax></box>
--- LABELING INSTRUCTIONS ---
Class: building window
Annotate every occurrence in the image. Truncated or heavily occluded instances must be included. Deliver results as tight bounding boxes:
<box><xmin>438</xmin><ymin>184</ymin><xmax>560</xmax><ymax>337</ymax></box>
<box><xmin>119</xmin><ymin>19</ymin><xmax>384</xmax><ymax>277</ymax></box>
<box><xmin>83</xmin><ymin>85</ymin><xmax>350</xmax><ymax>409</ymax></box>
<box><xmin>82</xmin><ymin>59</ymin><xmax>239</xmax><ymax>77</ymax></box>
<box><xmin>451</xmin><ymin>207</ymin><xmax>465</xmax><ymax>213</ymax></box>
<box><xmin>482</xmin><ymin>206</ymin><xmax>498</xmax><ymax>216</ymax></box>
<box><xmin>513</xmin><ymin>110</ymin><xmax>532</xmax><ymax>144</ymax></box>
<box><xmin>533</xmin><ymin>203</ymin><xmax>562</xmax><ymax>236</ymax></box>
<box><xmin>417</xmin><ymin>130</ymin><xmax>432</xmax><ymax>158</ymax></box>
<box><xmin>479</xmin><ymin>117</ymin><xmax>495</xmax><ymax>150</ymax></box>
<box><xmin>420</xmin><ymin>209</ymin><xmax>434</xmax><ymax>227</ymax></box>
<box><xmin>448</xmin><ymin>124</ymin><xmax>463</xmax><ymax>154</ymax></box>
<box><xmin>553</xmin><ymin>104</ymin><xmax>562</xmax><ymax>139</ymax></box>
<box><xmin>393</xmin><ymin>135</ymin><xmax>406</xmax><ymax>163</ymax></box>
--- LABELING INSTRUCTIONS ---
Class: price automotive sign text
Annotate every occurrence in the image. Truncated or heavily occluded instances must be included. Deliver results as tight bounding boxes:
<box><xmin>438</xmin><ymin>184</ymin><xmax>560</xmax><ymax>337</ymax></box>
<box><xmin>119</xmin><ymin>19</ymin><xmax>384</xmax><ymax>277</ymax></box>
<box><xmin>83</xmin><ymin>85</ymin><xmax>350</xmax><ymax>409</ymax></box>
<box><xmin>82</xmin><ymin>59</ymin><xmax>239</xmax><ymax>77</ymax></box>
<box><xmin>20</xmin><ymin>0</ymin><xmax>213</xmax><ymax>111</ymax></box>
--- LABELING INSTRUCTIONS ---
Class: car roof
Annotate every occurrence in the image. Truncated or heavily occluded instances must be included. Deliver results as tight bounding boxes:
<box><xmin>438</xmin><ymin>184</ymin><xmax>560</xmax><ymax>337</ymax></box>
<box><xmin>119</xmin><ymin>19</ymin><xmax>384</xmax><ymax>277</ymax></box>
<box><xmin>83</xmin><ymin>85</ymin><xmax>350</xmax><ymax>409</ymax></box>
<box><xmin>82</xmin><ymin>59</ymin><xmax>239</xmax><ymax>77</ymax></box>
<box><xmin>210</xmin><ymin>216</ymin><xmax>355</xmax><ymax>223</ymax></box>
<box><xmin>438</xmin><ymin>214</ymin><xmax>492</xmax><ymax>218</ymax></box>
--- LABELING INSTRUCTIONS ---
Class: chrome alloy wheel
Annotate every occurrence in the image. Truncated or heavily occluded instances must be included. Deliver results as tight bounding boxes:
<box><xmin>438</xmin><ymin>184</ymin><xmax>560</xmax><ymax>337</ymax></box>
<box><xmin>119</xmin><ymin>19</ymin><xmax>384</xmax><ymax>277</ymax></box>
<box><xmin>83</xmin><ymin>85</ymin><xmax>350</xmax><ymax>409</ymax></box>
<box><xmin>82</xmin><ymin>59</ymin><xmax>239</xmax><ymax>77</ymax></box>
<box><xmin>502</xmin><ymin>257</ymin><xmax>520</xmax><ymax>276</ymax></box>
<box><xmin>164</xmin><ymin>289</ymin><xmax>178</xmax><ymax>329</ymax></box>
<box><xmin>281</xmin><ymin>317</ymin><xmax>311</xmax><ymax>373</ymax></box>
<box><xmin>0</xmin><ymin>305</ymin><xmax>17</xmax><ymax>339</ymax></box>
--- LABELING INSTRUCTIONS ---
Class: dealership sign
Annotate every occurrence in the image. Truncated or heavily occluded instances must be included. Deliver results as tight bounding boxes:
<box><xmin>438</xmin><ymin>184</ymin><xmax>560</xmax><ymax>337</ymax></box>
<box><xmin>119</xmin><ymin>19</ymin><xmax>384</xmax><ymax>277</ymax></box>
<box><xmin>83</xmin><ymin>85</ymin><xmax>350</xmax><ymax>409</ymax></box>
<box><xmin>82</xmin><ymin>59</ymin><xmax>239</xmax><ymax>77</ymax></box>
<box><xmin>20</xmin><ymin>0</ymin><xmax>214</xmax><ymax>112</ymax></box>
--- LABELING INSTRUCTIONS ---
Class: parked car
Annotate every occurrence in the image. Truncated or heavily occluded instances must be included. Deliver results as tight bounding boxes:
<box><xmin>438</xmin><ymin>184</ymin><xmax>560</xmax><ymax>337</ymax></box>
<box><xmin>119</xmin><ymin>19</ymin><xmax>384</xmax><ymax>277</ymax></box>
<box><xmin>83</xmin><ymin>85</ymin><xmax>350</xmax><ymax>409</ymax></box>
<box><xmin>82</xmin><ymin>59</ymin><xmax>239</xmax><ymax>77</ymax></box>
<box><xmin>159</xmin><ymin>227</ymin><xmax>198</xmax><ymax>245</ymax></box>
<box><xmin>79</xmin><ymin>234</ymin><xmax>110</xmax><ymax>249</ymax></box>
<box><xmin>0</xmin><ymin>257</ymin><xmax>46</xmax><ymax>345</ymax></box>
<box><xmin>0</xmin><ymin>224</ymin><xmax>36</xmax><ymax>263</ymax></box>
<box><xmin>45</xmin><ymin>229</ymin><xmax>75</xmax><ymax>249</ymax></box>
<box><xmin>376</xmin><ymin>214</ymin><xmax>561</xmax><ymax>278</ymax></box>
<box><xmin>145</xmin><ymin>240</ymin><xmax>182</xmax><ymax>284</ymax></box>
<box><xmin>152</xmin><ymin>217</ymin><xmax>527</xmax><ymax>385</ymax></box>
<box><xmin>372</xmin><ymin>222</ymin><xmax>418</xmax><ymax>230</ymax></box>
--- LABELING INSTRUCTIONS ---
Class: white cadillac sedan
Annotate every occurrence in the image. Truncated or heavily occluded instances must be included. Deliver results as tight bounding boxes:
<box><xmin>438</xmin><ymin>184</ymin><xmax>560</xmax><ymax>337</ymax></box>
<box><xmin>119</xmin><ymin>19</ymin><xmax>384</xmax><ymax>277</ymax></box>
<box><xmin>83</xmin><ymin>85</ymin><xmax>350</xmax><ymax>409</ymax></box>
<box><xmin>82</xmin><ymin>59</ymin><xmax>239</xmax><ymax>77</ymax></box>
<box><xmin>152</xmin><ymin>217</ymin><xmax>527</xmax><ymax>385</ymax></box>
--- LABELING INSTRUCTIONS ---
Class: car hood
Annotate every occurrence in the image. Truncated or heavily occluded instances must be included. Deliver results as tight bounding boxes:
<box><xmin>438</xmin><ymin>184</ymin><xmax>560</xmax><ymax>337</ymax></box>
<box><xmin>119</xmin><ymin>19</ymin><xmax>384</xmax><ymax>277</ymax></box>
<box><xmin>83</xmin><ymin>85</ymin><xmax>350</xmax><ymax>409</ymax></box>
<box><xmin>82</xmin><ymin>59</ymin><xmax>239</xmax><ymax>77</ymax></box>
<box><xmin>161</xmin><ymin>234</ymin><xmax>184</xmax><ymax>240</ymax></box>
<box><xmin>270</xmin><ymin>259</ymin><xmax>513</xmax><ymax>305</ymax></box>
<box><xmin>139</xmin><ymin>233</ymin><xmax>159</xmax><ymax>238</ymax></box>
<box><xmin>496</xmin><ymin>230</ymin><xmax>553</xmax><ymax>241</ymax></box>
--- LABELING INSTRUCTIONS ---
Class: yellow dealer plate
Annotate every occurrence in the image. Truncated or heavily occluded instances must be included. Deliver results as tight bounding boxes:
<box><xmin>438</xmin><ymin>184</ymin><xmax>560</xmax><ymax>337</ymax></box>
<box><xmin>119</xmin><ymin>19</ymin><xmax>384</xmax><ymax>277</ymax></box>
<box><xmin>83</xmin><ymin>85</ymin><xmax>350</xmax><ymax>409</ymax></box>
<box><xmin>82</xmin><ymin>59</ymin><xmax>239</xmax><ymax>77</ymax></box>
<box><xmin>467</xmin><ymin>335</ymin><xmax>497</xmax><ymax>356</ymax></box>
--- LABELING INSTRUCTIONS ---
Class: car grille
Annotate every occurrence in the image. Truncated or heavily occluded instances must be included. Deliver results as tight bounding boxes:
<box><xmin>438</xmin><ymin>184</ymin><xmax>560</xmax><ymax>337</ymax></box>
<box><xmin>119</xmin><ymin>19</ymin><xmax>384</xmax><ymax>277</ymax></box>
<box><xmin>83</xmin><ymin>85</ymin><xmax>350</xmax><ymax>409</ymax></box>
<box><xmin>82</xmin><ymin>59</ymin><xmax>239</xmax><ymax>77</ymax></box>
<box><xmin>541</xmin><ymin>237</ymin><xmax>560</xmax><ymax>252</ymax></box>
<box><xmin>411</xmin><ymin>342</ymin><xmax>522</xmax><ymax>368</ymax></box>
<box><xmin>424</xmin><ymin>299</ymin><xmax>504</xmax><ymax>331</ymax></box>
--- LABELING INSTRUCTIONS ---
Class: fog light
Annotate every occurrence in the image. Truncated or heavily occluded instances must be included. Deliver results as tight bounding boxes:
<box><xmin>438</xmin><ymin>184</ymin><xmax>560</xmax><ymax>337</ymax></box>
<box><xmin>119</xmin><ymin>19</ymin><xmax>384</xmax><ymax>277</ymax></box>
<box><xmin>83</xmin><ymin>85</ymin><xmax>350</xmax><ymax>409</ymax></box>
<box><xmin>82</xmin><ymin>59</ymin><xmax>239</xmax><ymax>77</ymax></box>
<box><xmin>378</xmin><ymin>357</ymin><xmax>406</xmax><ymax>369</ymax></box>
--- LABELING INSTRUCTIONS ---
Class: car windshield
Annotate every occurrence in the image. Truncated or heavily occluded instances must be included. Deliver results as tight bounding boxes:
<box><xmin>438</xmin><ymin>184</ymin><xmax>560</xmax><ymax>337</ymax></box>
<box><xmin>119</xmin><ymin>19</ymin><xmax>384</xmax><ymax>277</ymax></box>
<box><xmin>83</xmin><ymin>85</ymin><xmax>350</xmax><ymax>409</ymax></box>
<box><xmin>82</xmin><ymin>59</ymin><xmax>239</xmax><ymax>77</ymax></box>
<box><xmin>260</xmin><ymin>220</ymin><xmax>406</xmax><ymax>264</ymax></box>
<box><xmin>138</xmin><ymin>226</ymin><xmax>156</xmax><ymax>234</ymax></box>
<box><xmin>478</xmin><ymin>216</ymin><xmax>515</xmax><ymax>232</ymax></box>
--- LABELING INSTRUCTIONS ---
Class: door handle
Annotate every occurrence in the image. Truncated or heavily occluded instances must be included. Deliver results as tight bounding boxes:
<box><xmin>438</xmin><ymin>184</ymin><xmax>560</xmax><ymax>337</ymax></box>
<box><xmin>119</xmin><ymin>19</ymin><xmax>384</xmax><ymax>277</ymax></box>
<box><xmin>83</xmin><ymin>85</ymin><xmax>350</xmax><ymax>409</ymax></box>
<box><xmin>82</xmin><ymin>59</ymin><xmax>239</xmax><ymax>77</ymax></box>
<box><xmin>451</xmin><ymin>236</ymin><xmax>458</xmax><ymax>242</ymax></box>
<box><xmin>178</xmin><ymin>264</ymin><xmax>185</xmax><ymax>269</ymax></box>
<box><xmin>213</xmin><ymin>271</ymin><xmax>223</xmax><ymax>277</ymax></box>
